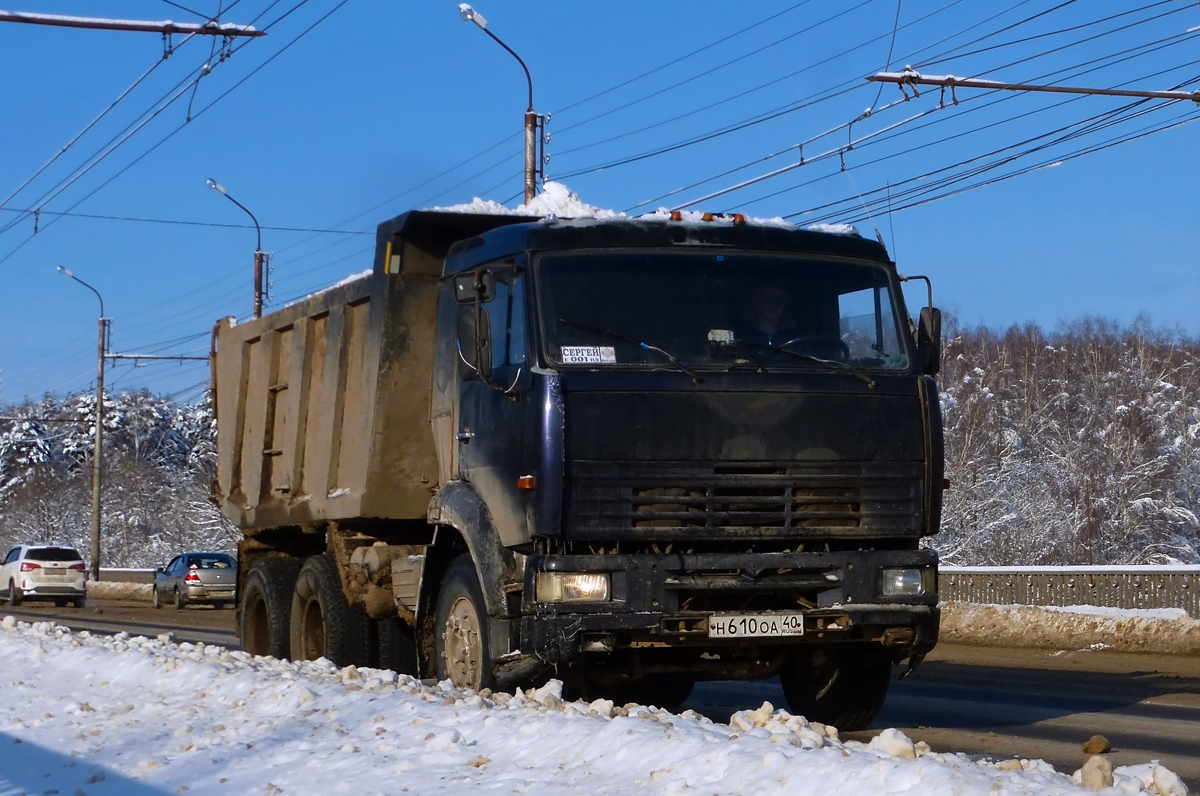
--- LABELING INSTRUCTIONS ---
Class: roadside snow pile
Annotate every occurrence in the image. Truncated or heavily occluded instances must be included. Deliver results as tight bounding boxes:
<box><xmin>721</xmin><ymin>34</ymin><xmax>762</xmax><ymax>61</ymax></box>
<box><xmin>940</xmin><ymin>601</ymin><xmax>1200</xmax><ymax>655</ymax></box>
<box><xmin>0</xmin><ymin>617</ymin><xmax>1187</xmax><ymax>795</ymax></box>
<box><xmin>85</xmin><ymin>580</ymin><xmax>152</xmax><ymax>601</ymax></box>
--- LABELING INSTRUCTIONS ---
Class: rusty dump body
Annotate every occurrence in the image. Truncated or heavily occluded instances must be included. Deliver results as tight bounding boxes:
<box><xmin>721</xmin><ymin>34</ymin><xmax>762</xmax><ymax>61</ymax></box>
<box><xmin>213</xmin><ymin>208</ymin><xmax>945</xmax><ymax>729</ymax></box>
<box><xmin>212</xmin><ymin>211</ymin><xmax>531</xmax><ymax>529</ymax></box>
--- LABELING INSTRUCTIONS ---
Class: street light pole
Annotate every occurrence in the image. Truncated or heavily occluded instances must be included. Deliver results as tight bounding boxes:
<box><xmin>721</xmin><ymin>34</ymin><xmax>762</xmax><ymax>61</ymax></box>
<box><xmin>458</xmin><ymin>4</ymin><xmax>541</xmax><ymax>204</ymax></box>
<box><xmin>56</xmin><ymin>266</ymin><xmax>106</xmax><ymax>582</ymax></box>
<box><xmin>207</xmin><ymin>178</ymin><xmax>265</xmax><ymax>318</ymax></box>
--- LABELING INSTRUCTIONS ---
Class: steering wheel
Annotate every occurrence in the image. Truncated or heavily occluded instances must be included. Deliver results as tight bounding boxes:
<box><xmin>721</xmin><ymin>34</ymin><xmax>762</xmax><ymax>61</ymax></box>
<box><xmin>773</xmin><ymin>335</ymin><xmax>851</xmax><ymax>362</ymax></box>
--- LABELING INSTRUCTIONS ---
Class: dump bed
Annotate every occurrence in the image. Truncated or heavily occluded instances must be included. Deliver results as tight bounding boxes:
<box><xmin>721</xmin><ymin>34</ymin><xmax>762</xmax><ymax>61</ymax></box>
<box><xmin>211</xmin><ymin>210</ymin><xmax>533</xmax><ymax>531</ymax></box>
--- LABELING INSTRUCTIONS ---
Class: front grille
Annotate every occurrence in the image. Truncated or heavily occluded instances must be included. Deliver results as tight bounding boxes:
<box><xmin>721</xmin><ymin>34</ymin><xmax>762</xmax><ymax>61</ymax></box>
<box><xmin>566</xmin><ymin>460</ymin><xmax>921</xmax><ymax>541</ymax></box>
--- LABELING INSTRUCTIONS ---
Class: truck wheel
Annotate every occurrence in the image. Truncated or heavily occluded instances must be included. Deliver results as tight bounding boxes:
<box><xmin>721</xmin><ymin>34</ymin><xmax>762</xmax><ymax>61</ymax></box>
<box><xmin>434</xmin><ymin>555</ymin><xmax>493</xmax><ymax>690</ymax></box>
<box><xmin>290</xmin><ymin>553</ymin><xmax>365</xmax><ymax>667</ymax></box>
<box><xmin>240</xmin><ymin>557</ymin><xmax>302</xmax><ymax>659</ymax></box>
<box><xmin>377</xmin><ymin>616</ymin><xmax>419</xmax><ymax>677</ymax></box>
<box><xmin>780</xmin><ymin>645</ymin><xmax>893</xmax><ymax>731</ymax></box>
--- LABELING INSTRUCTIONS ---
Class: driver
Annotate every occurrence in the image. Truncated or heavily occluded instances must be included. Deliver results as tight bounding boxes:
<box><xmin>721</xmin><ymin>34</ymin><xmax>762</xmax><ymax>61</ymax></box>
<box><xmin>734</xmin><ymin>283</ymin><xmax>798</xmax><ymax>347</ymax></box>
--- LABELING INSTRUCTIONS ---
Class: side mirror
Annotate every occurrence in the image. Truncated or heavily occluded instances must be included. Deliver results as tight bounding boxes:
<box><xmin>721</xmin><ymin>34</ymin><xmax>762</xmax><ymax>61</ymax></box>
<box><xmin>917</xmin><ymin>306</ymin><xmax>942</xmax><ymax>376</ymax></box>
<box><xmin>456</xmin><ymin>306</ymin><xmax>493</xmax><ymax>380</ymax></box>
<box><xmin>155</xmin><ymin>567</ymin><xmax>164</xmax><ymax>575</ymax></box>
<box><xmin>453</xmin><ymin>270</ymin><xmax>495</xmax><ymax>304</ymax></box>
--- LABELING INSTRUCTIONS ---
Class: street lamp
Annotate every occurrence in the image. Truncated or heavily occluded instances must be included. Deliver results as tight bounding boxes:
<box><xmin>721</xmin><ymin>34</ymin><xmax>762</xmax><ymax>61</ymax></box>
<box><xmin>207</xmin><ymin>178</ymin><xmax>265</xmax><ymax>318</ymax></box>
<box><xmin>458</xmin><ymin>3</ymin><xmax>541</xmax><ymax>204</ymax></box>
<box><xmin>56</xmin><ymin>265</ymin><xmax>107</xmax><ymax>582</ymax></box>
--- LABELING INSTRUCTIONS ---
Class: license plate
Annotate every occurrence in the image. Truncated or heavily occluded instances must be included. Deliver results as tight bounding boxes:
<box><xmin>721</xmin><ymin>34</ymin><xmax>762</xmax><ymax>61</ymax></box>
<box><xmin>707</xmin><ymin>612</ymin><xmax>805</xmax><ymax>638</ymax></box>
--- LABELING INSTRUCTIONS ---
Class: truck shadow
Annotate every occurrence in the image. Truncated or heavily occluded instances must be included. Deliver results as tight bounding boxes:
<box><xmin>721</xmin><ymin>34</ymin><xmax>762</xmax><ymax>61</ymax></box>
<box><xmin>0</xmin><ymin>731</ymin><xmax>168</xmax><ymax>796</ymax></box>
<box><xmin>687</xmin><ymin>658</ymin><xmax>1200</xmax><ymax>729</ymax></box>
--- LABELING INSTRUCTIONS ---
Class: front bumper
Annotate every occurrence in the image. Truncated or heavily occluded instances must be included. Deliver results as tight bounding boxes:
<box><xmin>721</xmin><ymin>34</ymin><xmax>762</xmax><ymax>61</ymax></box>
<box><xmin>520</xmin><ymin>549</ymin><xmax>939</xmax><ymax>666</ymax></box>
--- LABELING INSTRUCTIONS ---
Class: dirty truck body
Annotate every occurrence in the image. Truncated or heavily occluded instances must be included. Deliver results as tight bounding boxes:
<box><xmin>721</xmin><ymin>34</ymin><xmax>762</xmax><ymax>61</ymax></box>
<box><xmin>213</xmin><ymin>209</ymin><xmax>944</xmax><ymax>729</ymax></box>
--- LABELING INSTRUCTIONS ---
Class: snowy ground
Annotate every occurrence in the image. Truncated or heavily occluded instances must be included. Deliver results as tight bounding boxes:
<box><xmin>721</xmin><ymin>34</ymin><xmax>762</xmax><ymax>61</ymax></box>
<box><xmin>0</xmin><ymin>617</ymin><xmax>1187</xmax><ymax>796</ymax></box>
<box><xmin>940</xmin><ymin>602</ymin><xmax>1200</xmax><ymax>655</ymax></box>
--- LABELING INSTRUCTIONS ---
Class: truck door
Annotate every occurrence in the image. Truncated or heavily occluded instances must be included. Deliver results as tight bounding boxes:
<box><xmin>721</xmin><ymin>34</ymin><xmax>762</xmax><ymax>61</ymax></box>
<box><xmin>454</xmin><ymin>263</ymin><xmax>535</xmax><ymax>546</ymax></box>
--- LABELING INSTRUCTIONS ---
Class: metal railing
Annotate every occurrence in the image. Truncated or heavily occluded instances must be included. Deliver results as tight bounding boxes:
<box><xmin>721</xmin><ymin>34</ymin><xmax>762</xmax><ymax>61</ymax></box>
<box><xmin>939</xmin><ymin>565</ymin><xmax>1199</xmax><ymax>617</ymax></box>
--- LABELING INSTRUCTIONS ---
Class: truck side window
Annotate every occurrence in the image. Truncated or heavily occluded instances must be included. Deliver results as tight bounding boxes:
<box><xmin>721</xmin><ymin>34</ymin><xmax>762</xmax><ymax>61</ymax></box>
<box><xmin>839</xmin><ymin>285</ymin><xmax>903</xmax><ymax>365</ymax></box>
<box><xmin>487</xmin><ymin>273</ymin><xmax>526</xmax><ymax>371</ymax></box>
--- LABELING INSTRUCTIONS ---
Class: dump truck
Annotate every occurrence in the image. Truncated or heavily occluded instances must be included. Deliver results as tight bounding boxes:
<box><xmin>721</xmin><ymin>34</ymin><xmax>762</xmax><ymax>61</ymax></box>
<box><xmin>211</xmin><ymin>208</ymin><xmax>945</xmax><ymax>730</ymax></box>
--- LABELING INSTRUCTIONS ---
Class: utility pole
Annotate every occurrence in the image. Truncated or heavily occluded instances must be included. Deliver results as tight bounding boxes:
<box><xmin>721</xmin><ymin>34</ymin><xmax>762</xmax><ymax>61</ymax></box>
<box><xmin>459</xmin><ymin>4</ymin><xmax>546</xmax><ymax>204</ymax></box>
<box><xmin>57</xmin><ymin>267</ymin><xmax>208</xmax><ymax>581</ymax></box>
<box><xmin>207</xmin><ymin>179</ymin><xmax>266</xmax><ymax>317</ymax></box>
<box><xmin>0</xmin><ymin>11</ymin><xmax>265</xmax><ymax>38</ymax></box>
<box><xmin>868</xmin><ymin>69</ymin><xmax>1200</xmax><ymax>104</ymax></box>
<box><xmin>57</xmin><ymin>266</ymin><xmax>106</xmax><ymax>582</ymax></box>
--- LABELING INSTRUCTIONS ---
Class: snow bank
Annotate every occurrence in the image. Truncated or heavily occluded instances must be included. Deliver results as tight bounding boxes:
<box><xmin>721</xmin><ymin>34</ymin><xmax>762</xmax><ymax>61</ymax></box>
<box><xmin>86</xmin><ymin>580</ymin><xmax>152</xmax><ymax>601</ymax></box>
<box><xmin>940</xmin><ymin>601</ymin><xmax>1200</xmax><ymax>655</ymax></box>
<box><xmin>0</xmin><ymin>617</ymin><xmax>1186</xmax><ymax>795</ymax></box>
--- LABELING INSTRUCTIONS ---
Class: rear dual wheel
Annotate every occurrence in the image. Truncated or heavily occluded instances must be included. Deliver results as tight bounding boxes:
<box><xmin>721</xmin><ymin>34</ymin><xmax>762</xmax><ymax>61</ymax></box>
<box><xmin>289</xmin><ymin>553</ymin><xmax>369</xmax><ymax>667</ymax></box>
<box><xmin>240</xmin><ymin>557</ymin><xmax>302</xmax><ymax>660</ymax></box>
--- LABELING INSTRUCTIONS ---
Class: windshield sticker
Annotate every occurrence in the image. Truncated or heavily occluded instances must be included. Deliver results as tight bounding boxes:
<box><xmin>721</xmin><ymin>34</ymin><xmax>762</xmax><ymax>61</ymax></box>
<box><xmin>561</xmin><ymin>346</ymin><xmax>617</xmax><ymax>364</ymax></box>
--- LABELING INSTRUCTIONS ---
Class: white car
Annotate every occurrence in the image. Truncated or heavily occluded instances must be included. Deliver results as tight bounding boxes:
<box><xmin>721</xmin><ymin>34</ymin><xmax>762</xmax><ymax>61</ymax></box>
<box><xmin>0</xmin><ymin>544</ymin><xmax>87</xmax><ymax>608</ymax></box>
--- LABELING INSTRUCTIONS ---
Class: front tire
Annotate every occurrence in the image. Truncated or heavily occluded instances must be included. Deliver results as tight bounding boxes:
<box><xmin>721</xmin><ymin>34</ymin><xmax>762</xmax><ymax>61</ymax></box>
<box><xmin>152</xmin><ymin>587</ymin><xmax>162</xmax><ymax>609</ymax></box>
<box><xmin>289</xmin><ymin>553</ymin><xmax>366</xmax><ymax>666</ymax></box>
<box><xmin>780</xmin><ymin>645</ymin><xmax>893</xmax><ymax>731</ymax></box>
<box><xmin>240</xmin><ymin>557</ymin><xmax>301</xmax><ymax>659</ymax></box>
<box><xmin>434</xmin><ymin>555</ymin><xmax>493</xmax><ymax>690</ymax></box>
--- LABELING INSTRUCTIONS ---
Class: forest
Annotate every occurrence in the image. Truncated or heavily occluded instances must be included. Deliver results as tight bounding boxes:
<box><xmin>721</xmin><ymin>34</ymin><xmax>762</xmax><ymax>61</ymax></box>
<box><xmin>1</xmin><ymin>318</ymin><xmax>1197</xmax><ymax>567</ymax></box>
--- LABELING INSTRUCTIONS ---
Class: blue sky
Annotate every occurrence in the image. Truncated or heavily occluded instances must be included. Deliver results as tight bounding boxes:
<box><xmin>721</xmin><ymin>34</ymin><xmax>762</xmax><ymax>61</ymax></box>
<box><xmin>1</xmin><ymin>0</ymin><xmax>1197</xmax><ymax>404</ymax></box>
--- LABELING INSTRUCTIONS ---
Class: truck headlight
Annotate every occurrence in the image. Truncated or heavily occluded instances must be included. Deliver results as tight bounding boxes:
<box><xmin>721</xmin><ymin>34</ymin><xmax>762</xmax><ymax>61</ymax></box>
<box><xmin>880</xmin><ymin>567</ymin><xmax>927</xmax><ymax>597</ymax></box>
<box><xmin>536</xmin><ymin>572</ymin><xmax>611</xmax><ymax>603</ymax></box>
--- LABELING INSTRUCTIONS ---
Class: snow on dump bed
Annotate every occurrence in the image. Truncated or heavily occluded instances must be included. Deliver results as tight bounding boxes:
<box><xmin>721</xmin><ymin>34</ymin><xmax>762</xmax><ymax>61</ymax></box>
<box><xmin>940</xmin><ymin>601</ymin><xmax>1200</xmax><ymax>655</ymax></box>
<box><xmin>432</xmin><ymin>181</ymin><xmax>843</xmax><ymax>231</ymax></box>
<box><xmin>285</xmin><ymin>268</ymin><xmax>373</xmax><ymax>308</ymax></box>
<box><xmin>0</xmin><ymin>618</ymin><xmax>1186</xmax><ymax>796</ymax></box>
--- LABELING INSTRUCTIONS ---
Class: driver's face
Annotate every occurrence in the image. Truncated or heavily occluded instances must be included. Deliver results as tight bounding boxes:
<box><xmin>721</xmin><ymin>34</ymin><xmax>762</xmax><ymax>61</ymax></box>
<box><xmin>754</xmin><ymin>288</ymin><xmax>788</xmax><ymax>323</ymax></box>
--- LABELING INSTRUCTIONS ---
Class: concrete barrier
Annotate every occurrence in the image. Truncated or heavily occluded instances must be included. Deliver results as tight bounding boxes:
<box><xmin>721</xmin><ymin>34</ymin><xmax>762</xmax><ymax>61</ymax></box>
<box><xmin>939</xmin><ymin>565</ymin><xmax>1198</xmax><ymax>618</ymax></box>
<box><xmin>97</xmin><ymin>568</ymin><xmax>156</xmax><ymax>584</ymax></box>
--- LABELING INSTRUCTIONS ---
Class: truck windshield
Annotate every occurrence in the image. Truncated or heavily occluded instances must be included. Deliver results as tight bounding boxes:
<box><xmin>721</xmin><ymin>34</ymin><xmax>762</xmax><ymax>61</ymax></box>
<box><xmin>538</xmin><ymin>251</ymin><xmax>910</xmax><ymax>371</ymax></box>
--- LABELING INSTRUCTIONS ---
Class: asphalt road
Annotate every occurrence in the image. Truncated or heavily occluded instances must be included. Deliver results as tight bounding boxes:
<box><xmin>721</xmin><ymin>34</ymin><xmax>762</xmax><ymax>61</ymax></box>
<box><xmin>4</xmin><ymin>599</ymin><xmax>1198</xmax><ymax>788</ymax></box>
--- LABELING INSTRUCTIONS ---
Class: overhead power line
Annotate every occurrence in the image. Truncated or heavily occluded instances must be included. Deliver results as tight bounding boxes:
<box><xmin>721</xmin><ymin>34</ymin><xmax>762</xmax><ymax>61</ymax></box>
<box><xmin>0</xmin><ymin>207</ymin><xmax>369</xmax><ymax>235</ymax></box>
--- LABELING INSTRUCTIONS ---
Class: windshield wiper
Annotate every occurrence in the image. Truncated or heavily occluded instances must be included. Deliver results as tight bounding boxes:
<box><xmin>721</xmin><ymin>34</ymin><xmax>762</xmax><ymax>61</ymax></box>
<box><xmin>557</xmin><ymin>319</ymin><xmax>702</xmax><ymax>383</ymax></box>
<box><xmin>741</xmin><ymin>342</ymin><xmax>875</xmax><ymax>388</ymax></box>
